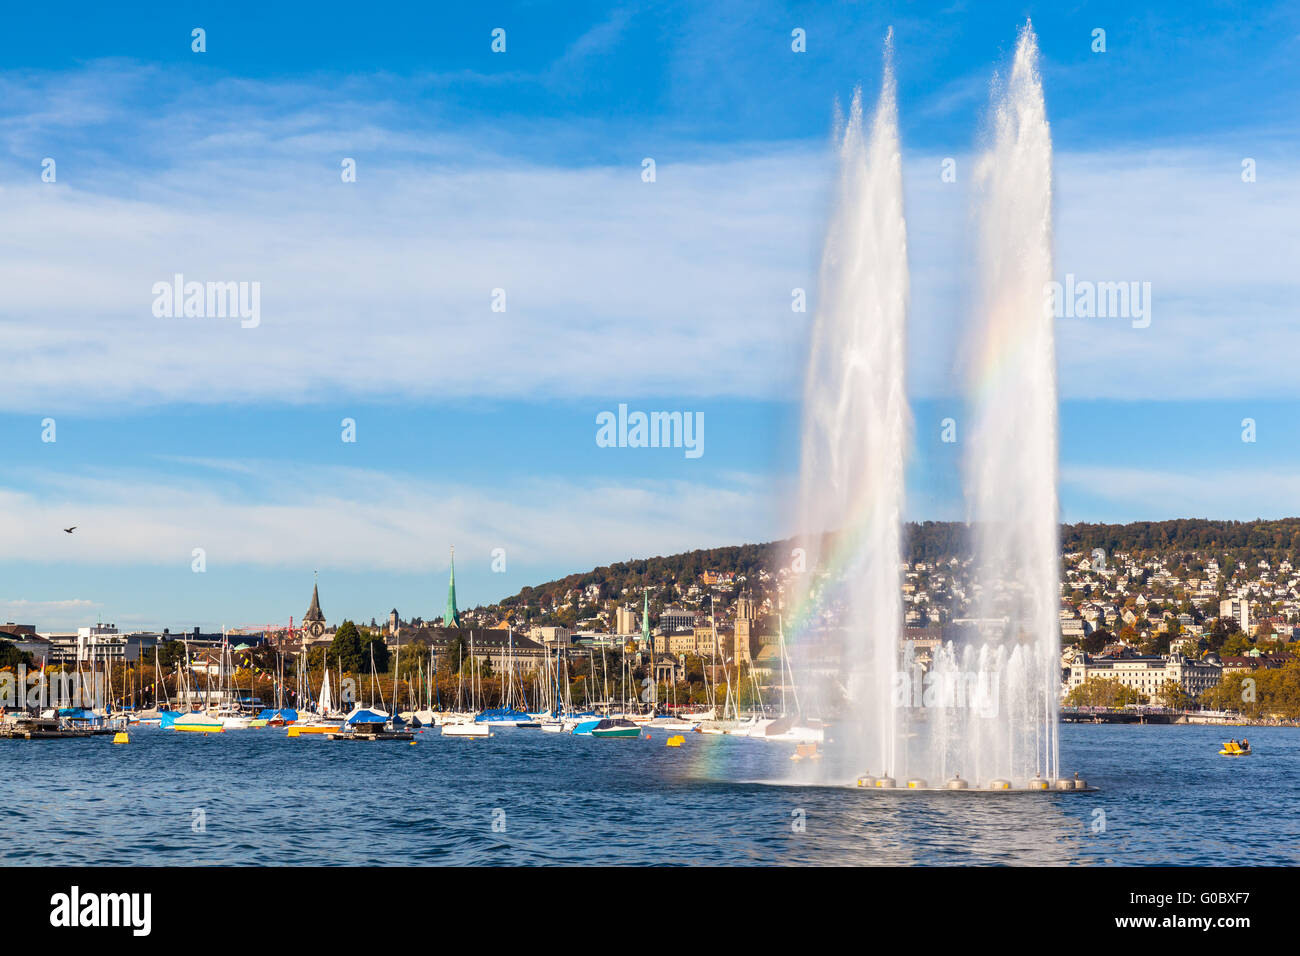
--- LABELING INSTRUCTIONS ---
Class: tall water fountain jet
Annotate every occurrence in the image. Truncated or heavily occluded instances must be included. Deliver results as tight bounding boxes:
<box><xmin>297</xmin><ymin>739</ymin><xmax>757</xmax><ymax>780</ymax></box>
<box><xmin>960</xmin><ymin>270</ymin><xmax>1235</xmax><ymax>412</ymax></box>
<box><xmin>958</xmin><ymin>22</ymin><xmax>1060</xmax><ymax>785</ymax></box>
<box><xmin>794</xmin><ymin>33</ymin><xmax>909</xmax><ymax>784</ymax></box>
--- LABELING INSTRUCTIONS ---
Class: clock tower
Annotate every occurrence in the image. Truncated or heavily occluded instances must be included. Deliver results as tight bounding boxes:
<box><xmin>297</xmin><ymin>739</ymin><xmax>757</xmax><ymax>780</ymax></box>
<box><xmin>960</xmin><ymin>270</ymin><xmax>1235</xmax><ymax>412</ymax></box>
<box><xmin>303</xmin><ymin>575</ymin><xmax>326</xmax><ymax>645</ymax></box>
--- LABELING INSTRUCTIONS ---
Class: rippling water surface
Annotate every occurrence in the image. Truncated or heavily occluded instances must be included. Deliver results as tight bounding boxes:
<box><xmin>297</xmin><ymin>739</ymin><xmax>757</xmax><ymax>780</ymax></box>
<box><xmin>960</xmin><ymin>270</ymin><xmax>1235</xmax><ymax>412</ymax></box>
<box><xmin>2</xmin><ymin>723</ymin><xmax>1294</xmax><ymax>865</ymax></box>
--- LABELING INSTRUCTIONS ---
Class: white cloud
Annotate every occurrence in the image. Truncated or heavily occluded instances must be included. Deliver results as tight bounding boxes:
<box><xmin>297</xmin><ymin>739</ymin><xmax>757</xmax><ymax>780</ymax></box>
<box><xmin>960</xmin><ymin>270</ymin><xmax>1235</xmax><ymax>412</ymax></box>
<box><xmin>0</xmin><ymin>63</ymin><xmax>1296</xmax><ymax>413</ymax></box>
<box><xmin>0</xmin><ymin>598</ymin><xmax>99</xmax><ymax>619</ymax></box>
<box><xmin>1062</xmin><ymin>464</ymin><xmax>1300</xmax><ymax>521</ymax></box>
<box><xmin>0</xmin><ymin>462</ymin><xmax>787</xmax><ymax>574</ymax></box>
<box><xmin>905</xmin><ymin>146</ymin><xmax>1300</xmax><ymax>400</ymax></box>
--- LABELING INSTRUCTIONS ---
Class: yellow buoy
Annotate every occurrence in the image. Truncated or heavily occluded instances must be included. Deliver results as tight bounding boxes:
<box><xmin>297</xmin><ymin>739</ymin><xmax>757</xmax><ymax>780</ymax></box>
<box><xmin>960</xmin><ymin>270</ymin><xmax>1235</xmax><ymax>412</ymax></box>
<box><xmin>667</xmin><ymin>735</ymin><xmax>683</xmax><ymax>747</ymax></box>
<box><xmin>112</xmin><ymin>732</ymin><xmax>129</xmax><ymax>744</ymax></box>
<box><xmin>409</xmin><ymin>740</ymin><xmax>417</xmax><ymax>746</ymax></box>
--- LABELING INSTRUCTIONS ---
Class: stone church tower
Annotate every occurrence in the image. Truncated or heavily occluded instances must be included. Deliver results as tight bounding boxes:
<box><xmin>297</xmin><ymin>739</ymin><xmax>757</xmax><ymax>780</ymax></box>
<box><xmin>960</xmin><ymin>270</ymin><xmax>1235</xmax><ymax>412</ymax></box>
<box><xmin>734</xmin><ymin>591</ymin><xmax>758</xmax><ymax>665</ymax></box>
<box><xmin>303</xmin><ymin>576</ymin><xmax>326</xmax><ymax>646</ymax></box>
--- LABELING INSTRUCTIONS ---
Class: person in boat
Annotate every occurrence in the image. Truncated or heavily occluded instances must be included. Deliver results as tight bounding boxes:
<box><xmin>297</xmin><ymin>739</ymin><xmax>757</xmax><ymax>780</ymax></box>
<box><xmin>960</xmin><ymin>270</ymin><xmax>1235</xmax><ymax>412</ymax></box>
<box><xmin>1228</xmin><ymin>738</ymin><xmax>1238</xmax><ymax>749</ymax></box>
<box><xmin>1240</xmin><ymin>738</ymin><xmax>1249</xmax><ymax>751</ymax></box>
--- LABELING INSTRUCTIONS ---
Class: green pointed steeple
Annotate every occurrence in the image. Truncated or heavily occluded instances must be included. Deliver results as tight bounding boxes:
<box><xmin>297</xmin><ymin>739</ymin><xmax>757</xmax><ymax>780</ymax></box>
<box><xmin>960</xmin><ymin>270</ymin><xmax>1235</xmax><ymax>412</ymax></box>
<box><xmin>642</xmin><ymin>588</ymin><xmax>650</xmax><ymax>644</ymax></box>
<box><xmin>445</xmin><ymin>547</ymin><xmax>461</xmax><ymax>628</ymax></box>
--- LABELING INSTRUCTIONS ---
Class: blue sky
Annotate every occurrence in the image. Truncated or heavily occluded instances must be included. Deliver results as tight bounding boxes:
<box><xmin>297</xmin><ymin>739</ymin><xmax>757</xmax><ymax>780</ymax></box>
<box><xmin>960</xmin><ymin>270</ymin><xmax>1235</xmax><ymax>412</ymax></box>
<box><xmin>2</xmin><ymin>1</ymin><xmax>1298</xmax><ymax>630</ymax></box>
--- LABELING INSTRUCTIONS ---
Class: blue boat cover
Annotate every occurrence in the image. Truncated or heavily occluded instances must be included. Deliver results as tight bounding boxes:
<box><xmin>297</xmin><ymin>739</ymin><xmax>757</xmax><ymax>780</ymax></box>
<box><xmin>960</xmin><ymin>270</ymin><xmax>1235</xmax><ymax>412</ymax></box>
<box><xmin>256</xmin><ymin>708</ymin><xmax>300</xmax><ymax>721</ymax></box>
<box><xmin>57</xmin><ymin>707</ymin><xmax>99</xmax><ymax>720</ymax></box>
<box><xmin>474</xmin><ymin>708</ymin><xmax>531</xmax><ymax>723</ymax></box>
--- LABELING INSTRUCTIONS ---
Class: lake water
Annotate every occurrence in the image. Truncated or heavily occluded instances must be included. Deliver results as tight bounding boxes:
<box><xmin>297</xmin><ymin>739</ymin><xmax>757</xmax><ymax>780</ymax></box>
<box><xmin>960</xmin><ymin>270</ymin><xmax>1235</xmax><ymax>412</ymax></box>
<box><xmin>2</xmin><ymin>723</ymin><xmax>1295</xmax><ymax>865</ymax></box>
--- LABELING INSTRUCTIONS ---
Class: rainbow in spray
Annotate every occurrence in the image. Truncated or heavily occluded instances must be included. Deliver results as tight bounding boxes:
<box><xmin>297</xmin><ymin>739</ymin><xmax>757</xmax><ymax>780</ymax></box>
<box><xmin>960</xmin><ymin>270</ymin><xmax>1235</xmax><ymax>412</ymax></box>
<box><xmin>961</xmin><ymin>22</ymin><xmax>1060</xmax><ymax>785</ymax></box>
<box><xmin>790</xmin><ymin>23</ymin><xmax>1061</xmax><ymax>788</ymax></box>
<box><xmin>790</xmin><ymin>30</ymin><xmax>909</xmax><ymax>784</ymax></box>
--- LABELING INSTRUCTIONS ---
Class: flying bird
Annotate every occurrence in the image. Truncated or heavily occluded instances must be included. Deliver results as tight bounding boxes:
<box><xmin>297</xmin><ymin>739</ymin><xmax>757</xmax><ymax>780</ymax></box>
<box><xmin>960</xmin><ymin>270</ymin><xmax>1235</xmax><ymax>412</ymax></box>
<box><xmin>63</xmin><ymin>526</ymin><xmax>76</xmax><ymax>534</ymax></box>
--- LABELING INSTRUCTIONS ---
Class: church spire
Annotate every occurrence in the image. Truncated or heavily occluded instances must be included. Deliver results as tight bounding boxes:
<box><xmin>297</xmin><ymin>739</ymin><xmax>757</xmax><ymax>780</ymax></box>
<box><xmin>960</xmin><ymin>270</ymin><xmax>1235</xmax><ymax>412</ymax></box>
<box><xmin>304</xmin><ymin>572</ymin><xmax>324</xmax><ymax>623</ymax></box>
<box><xmin>445</xmin><ymin>546</ymin><xmax>461</xmax><ymax>628</ymax></box>
<box><xmin>641</xmin><ymin>588</ymin><xmax>650</xmax><ymax>643</ymax></box>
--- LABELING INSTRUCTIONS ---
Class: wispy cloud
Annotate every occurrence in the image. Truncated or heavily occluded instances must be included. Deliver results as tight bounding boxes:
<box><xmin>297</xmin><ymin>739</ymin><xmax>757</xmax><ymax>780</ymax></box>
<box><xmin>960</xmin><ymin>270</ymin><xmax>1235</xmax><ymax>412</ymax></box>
<box><xmin>1062</xmin><ymin>464</ymin><xmax>1300</xmax><ymax>522</ymax></box>
<box><xmin>0</xmin><ymin>597</ymin><xmax>99</xmax><ymax>617</ymax></box>
<box><xmin>0</xmin><ymin>461</ymin><xmax>787</xmax><ymax>573</ymax></box>
<box><xmin>0</xmin><ymin>63</ymin><xmax>1296</xmax><ymax>415</ymax></box>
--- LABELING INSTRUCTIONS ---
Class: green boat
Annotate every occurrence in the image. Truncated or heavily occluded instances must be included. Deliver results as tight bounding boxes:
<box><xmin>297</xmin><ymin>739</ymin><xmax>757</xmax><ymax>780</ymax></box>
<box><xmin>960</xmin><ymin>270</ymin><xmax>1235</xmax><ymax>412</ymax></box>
<box><xmin>590</xmin><ymin>718</ymin><xmax>642</xmax><ymax>739</ymax></box>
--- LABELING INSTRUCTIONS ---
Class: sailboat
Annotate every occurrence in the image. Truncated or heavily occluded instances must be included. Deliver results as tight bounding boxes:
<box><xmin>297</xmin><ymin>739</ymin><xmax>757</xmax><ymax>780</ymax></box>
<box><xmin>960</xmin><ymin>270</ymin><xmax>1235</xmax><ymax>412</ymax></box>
<box><xmin>750</xmin><ymin>615</ymin><xmax>824</xmax><ymax>743</ymax></box>
<box><xmin>138</xmin><ymin>641</ymin><xmax>178</xmax><ymax>726</ymax></box>
<box><xmin>697</xmin><ymin>598</ymin><xmax>751</xmax><ymax>734</ymax></box>
<box><xmin>294</xmin><ymin>664</ymin><xmax>345</xmax><ymax>733</ymax></box>
<box><xmin>441</xmin><ymin>635</ymin><xmax>490</xmax><ymax>737</ymax></box>
<box><xmin>212</xmin><ymin>634</ymin><xmax>250</xmax><ymax>729</ymax></box>
<box><xmin>325</xmin><ymin>640</ymin><xmax>414</xmax><ymax>740</ymax></box>
<box><xmin>442</xmin><ymin>718</ymin><xmax>490</xmax><ymax>736</ymax></box>
<box><xmin>412</xmin><ymin>650</ymin><xmax>438</xmax><ymax>726</ymax></box>
<box><xmin>474</xmin><ymin>628</ymin><xmax>538</xmax><ymax>727</ymax></box>
<box><xmin>173</xmin><ymin>711</ymin><xmax>225</xmax><ymax>733</ymax></box>
<box><xmin>539</xmin><ymin>646</ymin><xmax>597</xmax><ymax>732</ymax></box>
<box><xmin>538</xmin><ymin>647</ymin><xmax>567</xmax><ymax>732</ymax></box>
<box><xmin>165</xmin><ymin>641</ymin><xmax>224</xmax><ymax>733</ymax></box>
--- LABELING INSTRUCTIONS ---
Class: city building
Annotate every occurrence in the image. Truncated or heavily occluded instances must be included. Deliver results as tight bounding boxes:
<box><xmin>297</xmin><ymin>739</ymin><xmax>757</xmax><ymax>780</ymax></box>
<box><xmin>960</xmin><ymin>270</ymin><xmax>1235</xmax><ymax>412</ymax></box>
<box><xmin>0</xmin><ymin>623</ymin><xmax>51</xmax><ymax>661</ymax></box>
<box><xmin>530</xmin><ymin>625</ymin><xmax>571</xmax><ymax>648</ymax></box>
<box><xmin>42</xmin><ymin>624</ymin><xmax>161</xmax><ymax>664</ymax></box>
<box><xmin>1060</xmin><ymin>608</ymin><xmax>1086</xmax><ymax>641</ymax></box>
<box><xmin>1063</xmin><ymin>647</ymin><xmax>1221</xmax><ymax>701</ymax></box>
<box><xmin>403</xmin><ymin>626</ymin><xmax>546</xmax><ymax>673</ymax></box>
<box><xmin>652</xmin><ymin>654</ymin><xmax>684</xmax><ymax>685</ymax></box>
<box><xmin>1219</xmin><ymin>593</ymin><xmax>1251</xmax><ymax>635</ymax></box>
<box><xmin>615</xmin><ymin>605</ymin><xmax>638</xmax><ymax>635</ymax></box>
<box><xmin>658</xmin><ymin>606</ymin><xmax>696</xmax><ymax>632</ymax></box>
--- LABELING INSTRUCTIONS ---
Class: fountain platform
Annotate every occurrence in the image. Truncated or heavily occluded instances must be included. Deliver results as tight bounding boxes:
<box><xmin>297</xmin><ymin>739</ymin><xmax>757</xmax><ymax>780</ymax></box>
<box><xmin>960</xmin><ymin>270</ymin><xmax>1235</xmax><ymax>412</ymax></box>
<box><xmin>854</xmin><ymin>775</ymin><xmax>1097</xmax><ymax>793</ymax></box>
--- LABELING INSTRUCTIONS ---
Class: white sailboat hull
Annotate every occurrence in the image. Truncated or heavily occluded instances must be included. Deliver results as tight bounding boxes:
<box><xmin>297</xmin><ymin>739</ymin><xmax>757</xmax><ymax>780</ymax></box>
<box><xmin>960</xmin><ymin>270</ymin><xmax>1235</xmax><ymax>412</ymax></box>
<box><xmin>697</xmin><ymin>717</ymin><xmax>759</xmax><ymax>735</ymax></box>
<box><xmin>763</xmin><ymin>726</ymin><xmax>825</xmax><ymax>743</ymax></box>
<box><xmin>441</xmin><ymin>720</ymin><xmax>491</xmax><ymax>737</ymax></box>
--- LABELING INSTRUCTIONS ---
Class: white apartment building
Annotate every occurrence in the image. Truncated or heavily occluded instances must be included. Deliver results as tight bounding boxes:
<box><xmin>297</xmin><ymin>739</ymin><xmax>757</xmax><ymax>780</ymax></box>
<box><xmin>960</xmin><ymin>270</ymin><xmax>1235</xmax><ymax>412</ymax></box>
<box><xmin>1063</xmin><ymin>650</ymin><xmax>1221</xmax><ymax>701</ymax></box>
<box><xmin>529</xmin><ymin>625</ymin><xmax>572</xmax><ymax>648</ymax></box>
<box><xmin>1219</xmin><ymin>594</ymin><xmax>1251</xmax><ymax>634</ymax></box>
<box><xmin>44</xmin><ymin>624</ymin><xmax>159</xmax><ymax>664</ymax></box>
<box><xmin>615</xmin><ymin>605</ymin><xmax>638</xmax><ymax>635</ymax></box>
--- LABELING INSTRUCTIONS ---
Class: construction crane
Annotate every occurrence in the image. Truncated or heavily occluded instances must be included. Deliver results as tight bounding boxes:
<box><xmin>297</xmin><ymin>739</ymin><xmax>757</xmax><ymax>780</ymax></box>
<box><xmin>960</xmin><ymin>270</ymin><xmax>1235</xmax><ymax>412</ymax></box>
<box><xmin>230</xmin><ymin>618</ymin><xmax>300</xmax><ymax>649</ymax></box>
